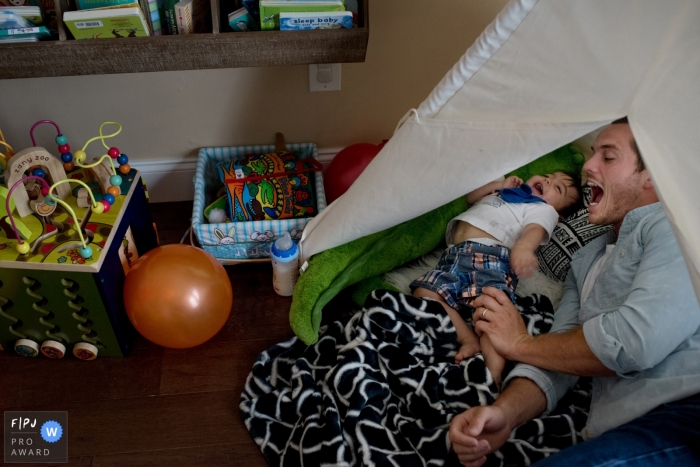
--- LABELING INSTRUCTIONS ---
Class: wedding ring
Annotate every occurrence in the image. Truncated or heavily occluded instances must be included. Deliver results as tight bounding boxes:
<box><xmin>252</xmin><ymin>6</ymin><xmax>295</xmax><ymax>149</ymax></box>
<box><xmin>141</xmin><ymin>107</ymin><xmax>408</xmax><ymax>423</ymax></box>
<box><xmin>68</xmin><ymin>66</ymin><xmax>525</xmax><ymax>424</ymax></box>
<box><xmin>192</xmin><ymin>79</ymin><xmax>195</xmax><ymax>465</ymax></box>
<box><xmin>482</xmin><ymin>309</ymin><xmax>489</xmax><ymax>319</ymax></box>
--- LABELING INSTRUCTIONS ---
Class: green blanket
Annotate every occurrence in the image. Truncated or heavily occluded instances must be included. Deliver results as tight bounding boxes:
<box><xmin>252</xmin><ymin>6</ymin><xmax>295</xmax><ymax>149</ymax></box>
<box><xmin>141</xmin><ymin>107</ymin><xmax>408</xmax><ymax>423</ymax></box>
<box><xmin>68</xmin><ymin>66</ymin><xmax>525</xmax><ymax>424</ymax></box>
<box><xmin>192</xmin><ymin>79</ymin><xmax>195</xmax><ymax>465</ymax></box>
<box><xmin>290</xmin><ymin>144</ymin><xmax>585</xmax><ymax>345</ymax></box>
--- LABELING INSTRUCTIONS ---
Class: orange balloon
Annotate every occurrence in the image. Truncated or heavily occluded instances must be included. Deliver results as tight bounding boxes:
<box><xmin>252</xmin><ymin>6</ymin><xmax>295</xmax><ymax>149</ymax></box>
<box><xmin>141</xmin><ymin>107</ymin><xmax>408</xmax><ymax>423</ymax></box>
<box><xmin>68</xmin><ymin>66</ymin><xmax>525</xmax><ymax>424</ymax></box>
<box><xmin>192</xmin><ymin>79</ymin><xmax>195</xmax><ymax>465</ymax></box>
<box><xmin>123</xmin><ymin>244</ymin><xmax>232</xmax><ymax>348</ymax></box>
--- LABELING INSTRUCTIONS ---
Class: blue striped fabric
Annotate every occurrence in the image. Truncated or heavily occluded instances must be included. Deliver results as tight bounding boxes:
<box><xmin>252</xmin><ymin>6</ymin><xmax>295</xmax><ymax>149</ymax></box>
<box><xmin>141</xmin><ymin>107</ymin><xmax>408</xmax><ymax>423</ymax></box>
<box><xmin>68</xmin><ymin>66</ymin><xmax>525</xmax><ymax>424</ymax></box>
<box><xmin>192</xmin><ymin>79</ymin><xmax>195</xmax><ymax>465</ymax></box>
<box><xmin>192</xmin><ymin>143</ymin><xmax>326</xmax><ymax>260</ymax></box>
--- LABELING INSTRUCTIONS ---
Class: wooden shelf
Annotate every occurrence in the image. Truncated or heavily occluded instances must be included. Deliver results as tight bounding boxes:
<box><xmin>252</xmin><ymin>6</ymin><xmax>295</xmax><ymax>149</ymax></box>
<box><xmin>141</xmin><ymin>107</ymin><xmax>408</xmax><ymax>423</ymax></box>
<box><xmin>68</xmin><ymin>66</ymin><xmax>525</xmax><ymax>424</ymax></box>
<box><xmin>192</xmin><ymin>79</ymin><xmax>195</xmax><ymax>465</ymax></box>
<box><xmin>0</xmin><ymin>0</ymin><xmax>369</xmax><ymax>79</ymax></box>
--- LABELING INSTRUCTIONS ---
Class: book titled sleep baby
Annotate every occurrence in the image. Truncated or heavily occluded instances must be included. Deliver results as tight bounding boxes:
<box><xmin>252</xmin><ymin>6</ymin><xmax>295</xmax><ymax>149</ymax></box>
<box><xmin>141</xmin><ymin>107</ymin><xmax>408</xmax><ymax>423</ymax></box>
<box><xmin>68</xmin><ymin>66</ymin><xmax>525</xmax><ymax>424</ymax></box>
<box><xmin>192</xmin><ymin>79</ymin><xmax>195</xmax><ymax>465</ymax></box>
<box><xmin>279</xmin><ymin>11</ymin><xmax>352</xmax><ymax>30</ymax></box>
<box><xmin>259</xmin><ymin>0</ymin><xmax>344</xmax><ymax>31</ymax></box>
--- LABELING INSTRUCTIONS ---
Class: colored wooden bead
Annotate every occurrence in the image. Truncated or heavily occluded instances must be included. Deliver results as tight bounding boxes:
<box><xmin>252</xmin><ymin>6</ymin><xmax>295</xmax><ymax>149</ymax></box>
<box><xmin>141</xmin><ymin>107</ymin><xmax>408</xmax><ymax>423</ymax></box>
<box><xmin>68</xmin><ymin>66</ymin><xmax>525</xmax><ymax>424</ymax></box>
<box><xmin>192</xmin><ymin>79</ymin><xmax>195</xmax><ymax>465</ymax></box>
<box><xmin>103</xmin><ymin>193</ymin><xmax>115</xmax><ymax>205</ymax></box>
<box><xmin>118</xmin><ymin>163</ymin><xmax>131</xmax><ymax>174</ymax></box>
<box><xmin>110</xmin><ymin>174</ymin><xmax>122</xmax><ymax>186</ymax></box>
<box><xmin>58</xmin><ymin>144</ymin><xmax>71</xmax><ymax>154</ymax></box>
<box><xmin>73</xmin><ymin>150</ymin><xmax>87</xmax><ymax>163</ymax></box>
<box><xmin>41</xmin><ymin>186</ymin><xmax>49</xmax><ymax>196</ymax></box>
<box><xmin>45</xmin><ymin>195</ymin><xmax>57</xmax><ymax>206</ymax></box>
<box><xmin>55</xmin><ymin>134</ymin><xmax>67</xmax><ymax>146</ymax></box>
<box><xmin>100</xmin><ymin>199</ymin><xmax>111</xmax><ymax>212</ymax></box>
<box><xmin>117</xmin><ymin>154</ymin><xmax>129</xmax><ymax>165</ymax></box>
<box><xmin>107</xmin><ymin>185</ymin><xmax>120</xmax><ymax>197</ymax></box>
<box><xmin>32</xmin><ymin>168</ymin><xmax>46</xmax><ymax>178</ymax></box>
<box><xmin>79</xmin><ymin>246</ymin><xmax>93</xmax><ymax>259</ymax></box>
<box><xmin>91</xmin><ymin>202</ymin><xmax>105</xmax><ymax>214</ymax></box>
<box><xmin>108</xmin><ymin>147</ymin><xmax>120</xmax><ymax>158</ymax></box>
<box><xmin>63</xmin><ymin>161</ymin><xmax>75</xmax><ymax>172</ymax></box>
<box><xmin>16</xmin><ymin>242</ymin><xmax>31</xmax><ymax>255</ymax></box>
<box><xmin>61</xmin><ymin>152</ymin><xmax>73</xmax><ymax>163</ymax></box>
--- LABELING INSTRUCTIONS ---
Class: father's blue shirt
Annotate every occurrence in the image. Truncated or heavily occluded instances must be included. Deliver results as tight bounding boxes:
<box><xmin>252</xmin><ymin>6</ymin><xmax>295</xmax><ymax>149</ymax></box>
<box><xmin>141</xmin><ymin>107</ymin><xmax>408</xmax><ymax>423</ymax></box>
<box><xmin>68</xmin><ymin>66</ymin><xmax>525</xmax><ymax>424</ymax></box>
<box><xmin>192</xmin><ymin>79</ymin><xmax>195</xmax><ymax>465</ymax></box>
<box><xmin>506</xmin><ymin>202</ymin><xmax>700</xmax><ymax>438</ymax></box>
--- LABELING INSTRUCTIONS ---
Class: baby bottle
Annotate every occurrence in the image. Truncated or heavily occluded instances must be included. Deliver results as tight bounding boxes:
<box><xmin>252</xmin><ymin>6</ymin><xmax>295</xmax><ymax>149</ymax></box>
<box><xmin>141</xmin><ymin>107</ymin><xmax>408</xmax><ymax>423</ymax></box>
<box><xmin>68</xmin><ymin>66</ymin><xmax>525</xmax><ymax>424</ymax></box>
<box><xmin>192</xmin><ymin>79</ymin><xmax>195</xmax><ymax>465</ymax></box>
<box><xmin>270</xmin><ymin>232</ymin><xmax>299</xmax><ymax>296</ymax></box>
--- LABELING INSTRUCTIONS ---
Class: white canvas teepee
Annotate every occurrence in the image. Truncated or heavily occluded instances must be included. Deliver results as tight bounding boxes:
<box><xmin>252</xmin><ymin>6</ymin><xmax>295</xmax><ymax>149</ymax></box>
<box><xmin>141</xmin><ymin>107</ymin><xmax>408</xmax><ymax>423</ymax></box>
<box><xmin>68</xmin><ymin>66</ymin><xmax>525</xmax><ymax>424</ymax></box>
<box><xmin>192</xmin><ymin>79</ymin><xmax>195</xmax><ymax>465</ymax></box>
<box><xmin>299</xmin><ymin>0</ymin><xmax>700</xmax><ymax>301</ymax></box>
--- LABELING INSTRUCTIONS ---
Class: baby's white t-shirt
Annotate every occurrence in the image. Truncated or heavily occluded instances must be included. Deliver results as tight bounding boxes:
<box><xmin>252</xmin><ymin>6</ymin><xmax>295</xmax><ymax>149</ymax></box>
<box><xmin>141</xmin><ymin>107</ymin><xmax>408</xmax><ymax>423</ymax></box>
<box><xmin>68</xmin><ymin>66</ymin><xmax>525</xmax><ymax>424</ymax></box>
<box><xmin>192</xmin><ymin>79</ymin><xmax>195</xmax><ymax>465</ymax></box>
<box><xmin>446</xmin><ymin>194</ymin><xmax>559</xmax><ymax>249</ymax></box>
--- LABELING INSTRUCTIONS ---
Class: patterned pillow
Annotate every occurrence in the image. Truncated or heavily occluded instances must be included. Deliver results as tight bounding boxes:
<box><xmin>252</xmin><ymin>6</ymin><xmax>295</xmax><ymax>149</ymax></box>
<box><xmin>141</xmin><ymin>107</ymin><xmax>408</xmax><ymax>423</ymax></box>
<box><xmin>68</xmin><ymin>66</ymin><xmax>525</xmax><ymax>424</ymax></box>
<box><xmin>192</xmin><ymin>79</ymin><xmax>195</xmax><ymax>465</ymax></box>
<box><xmin>536</xmin><ymin>186</ymin><xmax>613</xmax><ymax>282</ymax></box>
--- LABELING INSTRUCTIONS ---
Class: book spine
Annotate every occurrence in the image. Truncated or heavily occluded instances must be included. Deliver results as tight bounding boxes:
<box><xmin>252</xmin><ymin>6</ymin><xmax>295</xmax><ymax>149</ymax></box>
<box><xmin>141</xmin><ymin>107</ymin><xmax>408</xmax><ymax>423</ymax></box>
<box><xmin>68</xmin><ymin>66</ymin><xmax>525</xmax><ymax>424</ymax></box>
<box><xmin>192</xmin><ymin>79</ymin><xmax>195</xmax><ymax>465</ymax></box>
<box><xmin>259</xmin><ymin>4</ymin><xmax>344</xmax><ymax>31</ymax></box>
<box><xmin>0</xmin><ymin>26</ymin><xmax>47</xmax><ymax>35</ymax></box>
<box><xmin>164</xmin><ymin>0</ymin><xmax>178</xmax><ymax>33</ymax></box>
<box><xmin>138</xmin><ymin>0</ymin><xmax>154</xmax><ymax>33</ymax></box>
<box><xmin>136</xmin><ymin>5</ymin><xmax>151</xmax><ymax>35</ymax></box>
<box><xmin>258</xmin><ymin>5</ymin><xmax>275</xmax><ymax>31</ymax></box>
<box><xmin>175</xmin><ymin>2</ymin><xmax>191</xmax><ymax>33</ymax></box>
<box><xmin>148</xmin><ymin>0</ymin><xmax>162</xmax><ymax>35</ymax></box>
<box><xmin>279</xmin><ymin>11</ymin><xmax>352</xmax><ymax>30</ymax></box>
<box><xmin>77</xmin><ymin>0</ymin><xmax>135</xmax><ymax>9</ymax></box>
<box><xmin>38</xmin><ymin>0</ymin><xmax>58</xmax><ymax>34</ymax></box>
<box><xmin>157</xmin><ymin>0</ymin><xmax>167</xmax><ymax>33</ymax></box>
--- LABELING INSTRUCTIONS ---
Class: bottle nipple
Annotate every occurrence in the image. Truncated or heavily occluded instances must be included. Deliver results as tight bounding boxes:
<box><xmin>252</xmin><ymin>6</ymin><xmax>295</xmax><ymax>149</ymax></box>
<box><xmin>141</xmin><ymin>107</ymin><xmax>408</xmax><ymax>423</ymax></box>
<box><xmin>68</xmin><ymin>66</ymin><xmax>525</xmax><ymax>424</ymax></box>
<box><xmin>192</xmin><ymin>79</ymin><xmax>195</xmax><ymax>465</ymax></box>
<box><xmin>275</xmin><ymin>231</ymin><xmax>294</xmax><ymax>251</ymax></box>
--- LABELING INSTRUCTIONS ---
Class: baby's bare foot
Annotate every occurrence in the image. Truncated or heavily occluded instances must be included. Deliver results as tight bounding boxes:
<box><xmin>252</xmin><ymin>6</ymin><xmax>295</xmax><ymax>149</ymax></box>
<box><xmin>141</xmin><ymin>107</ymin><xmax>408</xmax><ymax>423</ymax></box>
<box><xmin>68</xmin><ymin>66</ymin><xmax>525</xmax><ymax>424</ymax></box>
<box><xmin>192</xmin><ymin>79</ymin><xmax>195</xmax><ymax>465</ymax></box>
<box><xmin>455</xmin><ymin>340</ymin><xmax>480</xmax><ymax>364</ymax></box>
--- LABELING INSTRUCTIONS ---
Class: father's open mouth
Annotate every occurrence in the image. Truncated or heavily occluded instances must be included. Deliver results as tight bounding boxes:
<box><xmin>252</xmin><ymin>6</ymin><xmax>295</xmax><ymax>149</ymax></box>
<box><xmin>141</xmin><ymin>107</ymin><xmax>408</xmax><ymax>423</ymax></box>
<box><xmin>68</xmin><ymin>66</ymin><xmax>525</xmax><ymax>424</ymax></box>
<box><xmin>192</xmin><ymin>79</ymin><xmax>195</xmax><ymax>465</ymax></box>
<box><xmin>588</xmin><ymin>181</ymin><xmax>604</xmax><ymax>205</ymax></box>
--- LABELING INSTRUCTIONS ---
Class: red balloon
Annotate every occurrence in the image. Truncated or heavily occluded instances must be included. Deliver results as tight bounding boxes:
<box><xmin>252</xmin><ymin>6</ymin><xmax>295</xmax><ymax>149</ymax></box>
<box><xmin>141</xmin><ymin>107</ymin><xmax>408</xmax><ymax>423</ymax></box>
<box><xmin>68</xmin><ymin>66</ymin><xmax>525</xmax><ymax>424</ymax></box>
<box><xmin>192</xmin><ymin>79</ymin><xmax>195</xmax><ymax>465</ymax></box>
<box><xmin>324</xmin><ymin>140</ymin><xmax>387</xmax><ymax>203</ymax></box>
<box><xmin>124</xmin><ymin>244</ymin><xmax>232</xmax><ymax>349</ymax></box>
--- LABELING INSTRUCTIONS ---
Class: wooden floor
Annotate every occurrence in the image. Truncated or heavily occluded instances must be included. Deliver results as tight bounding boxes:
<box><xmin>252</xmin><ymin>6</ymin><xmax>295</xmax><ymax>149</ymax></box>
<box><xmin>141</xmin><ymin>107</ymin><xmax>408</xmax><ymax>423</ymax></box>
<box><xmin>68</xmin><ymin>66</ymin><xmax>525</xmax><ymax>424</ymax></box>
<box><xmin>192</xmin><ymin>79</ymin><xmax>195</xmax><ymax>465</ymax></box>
<box><xmin>0</xmin><ymin>201</ymin><xmax>315</xmax><ymax>466</ymax></box>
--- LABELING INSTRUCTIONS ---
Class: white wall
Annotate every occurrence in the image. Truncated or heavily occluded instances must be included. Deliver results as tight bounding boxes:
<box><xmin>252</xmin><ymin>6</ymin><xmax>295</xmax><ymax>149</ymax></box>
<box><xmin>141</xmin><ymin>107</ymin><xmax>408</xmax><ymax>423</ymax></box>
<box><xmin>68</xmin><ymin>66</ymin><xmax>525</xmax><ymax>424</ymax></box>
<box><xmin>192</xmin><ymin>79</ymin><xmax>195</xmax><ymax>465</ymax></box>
<box><xmin>0</xmin><ymin>0</ymin><xmax>508</xmax><ymax>201</ymax></box>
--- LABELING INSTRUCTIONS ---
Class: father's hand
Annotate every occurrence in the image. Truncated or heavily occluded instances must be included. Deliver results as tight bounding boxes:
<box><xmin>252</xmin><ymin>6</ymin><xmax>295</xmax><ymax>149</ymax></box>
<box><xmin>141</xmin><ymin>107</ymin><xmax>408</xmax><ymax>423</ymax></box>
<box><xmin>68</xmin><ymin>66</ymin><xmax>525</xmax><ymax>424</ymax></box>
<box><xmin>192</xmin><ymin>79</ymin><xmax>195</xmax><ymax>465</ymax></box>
<box><xmin>449</xmin><ymin>406</ymin><xmax>512</xmax><ymax>467</ymax></box>
<box><xmin>472</xmin><ymin>287</ymin><xmax>531</xmax><ymax>360</ymax></box>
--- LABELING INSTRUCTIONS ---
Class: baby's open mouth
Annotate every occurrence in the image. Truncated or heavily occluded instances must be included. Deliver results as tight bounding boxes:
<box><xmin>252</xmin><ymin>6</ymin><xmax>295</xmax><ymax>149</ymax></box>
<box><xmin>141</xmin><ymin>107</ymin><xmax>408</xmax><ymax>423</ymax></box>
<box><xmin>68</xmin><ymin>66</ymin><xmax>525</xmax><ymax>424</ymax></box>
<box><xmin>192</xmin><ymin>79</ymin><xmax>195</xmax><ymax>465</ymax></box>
<box><xmin>588</xmin><ymin>181</ymin><xmax>604</xmax><ymax>205</ymax></box>
<box><xmin>533</xmin><ymin>182</ymin><xmax>544</xmax><ymax>195</ymax></box>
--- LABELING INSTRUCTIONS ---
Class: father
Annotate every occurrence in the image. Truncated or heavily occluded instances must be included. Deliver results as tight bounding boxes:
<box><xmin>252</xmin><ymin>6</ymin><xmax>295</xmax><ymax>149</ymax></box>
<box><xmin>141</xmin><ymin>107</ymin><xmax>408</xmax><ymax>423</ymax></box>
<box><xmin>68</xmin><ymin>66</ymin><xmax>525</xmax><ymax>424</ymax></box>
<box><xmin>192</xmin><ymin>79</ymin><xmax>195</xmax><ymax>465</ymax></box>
<box><xmin>449</xmin><ymin>119</ymin><xmax>700</xmax><ymax>466</ymax></box>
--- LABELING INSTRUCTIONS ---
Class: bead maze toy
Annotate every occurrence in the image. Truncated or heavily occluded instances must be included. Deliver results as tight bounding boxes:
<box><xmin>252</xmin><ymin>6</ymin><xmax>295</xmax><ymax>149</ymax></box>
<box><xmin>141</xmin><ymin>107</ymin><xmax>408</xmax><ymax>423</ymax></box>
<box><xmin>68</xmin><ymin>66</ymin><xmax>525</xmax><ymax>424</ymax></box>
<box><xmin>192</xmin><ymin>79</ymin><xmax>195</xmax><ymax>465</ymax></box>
<box><xmin>0</xmin><ymin>121</ymin><xmax>158</xmax><ymax>359</ymax></box>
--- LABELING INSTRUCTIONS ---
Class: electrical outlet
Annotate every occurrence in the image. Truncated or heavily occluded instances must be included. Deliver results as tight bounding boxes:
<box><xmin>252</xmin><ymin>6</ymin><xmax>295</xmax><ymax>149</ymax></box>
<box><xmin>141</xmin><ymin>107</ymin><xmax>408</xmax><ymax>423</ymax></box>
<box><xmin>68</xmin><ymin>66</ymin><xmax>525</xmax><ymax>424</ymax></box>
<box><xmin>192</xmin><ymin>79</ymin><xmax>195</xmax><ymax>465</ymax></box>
<box><xmin>309</xmin><ymin>63</ymin><xmax>341</xmax><ymax>92</ymax></box>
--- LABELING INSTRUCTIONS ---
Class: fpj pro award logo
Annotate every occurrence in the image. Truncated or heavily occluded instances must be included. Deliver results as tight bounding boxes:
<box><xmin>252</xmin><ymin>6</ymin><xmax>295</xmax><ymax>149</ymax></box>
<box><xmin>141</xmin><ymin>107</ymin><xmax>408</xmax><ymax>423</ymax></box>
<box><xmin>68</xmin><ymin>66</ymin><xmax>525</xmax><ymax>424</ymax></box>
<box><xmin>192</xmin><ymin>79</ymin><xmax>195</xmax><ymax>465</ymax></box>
<box><xmin>5</xmin><ymin>411</ymin><xmax>68</xmax><ymax>463</ymax></box>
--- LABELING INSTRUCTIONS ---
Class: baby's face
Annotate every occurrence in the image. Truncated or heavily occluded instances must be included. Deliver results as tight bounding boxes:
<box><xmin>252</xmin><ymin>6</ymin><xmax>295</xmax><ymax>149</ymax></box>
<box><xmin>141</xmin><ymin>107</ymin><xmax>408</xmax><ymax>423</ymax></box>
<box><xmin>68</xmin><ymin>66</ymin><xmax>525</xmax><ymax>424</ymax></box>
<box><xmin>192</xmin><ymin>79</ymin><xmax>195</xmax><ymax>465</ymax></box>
<box><xmin>526</xmin><ymin>172</ymin><xmax>579</xmax><ymax>213</ymax></box>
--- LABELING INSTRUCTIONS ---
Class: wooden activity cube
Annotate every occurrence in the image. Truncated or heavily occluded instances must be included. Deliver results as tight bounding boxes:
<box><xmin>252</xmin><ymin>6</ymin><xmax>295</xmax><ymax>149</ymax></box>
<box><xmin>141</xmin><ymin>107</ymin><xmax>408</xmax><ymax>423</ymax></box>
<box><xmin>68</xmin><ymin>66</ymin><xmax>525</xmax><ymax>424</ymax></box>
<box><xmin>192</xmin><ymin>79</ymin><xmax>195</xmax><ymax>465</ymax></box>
<box><xmin>0</xmin><ymin>170</ymin><xmax>158</xmax><ymax>358</ymax></box>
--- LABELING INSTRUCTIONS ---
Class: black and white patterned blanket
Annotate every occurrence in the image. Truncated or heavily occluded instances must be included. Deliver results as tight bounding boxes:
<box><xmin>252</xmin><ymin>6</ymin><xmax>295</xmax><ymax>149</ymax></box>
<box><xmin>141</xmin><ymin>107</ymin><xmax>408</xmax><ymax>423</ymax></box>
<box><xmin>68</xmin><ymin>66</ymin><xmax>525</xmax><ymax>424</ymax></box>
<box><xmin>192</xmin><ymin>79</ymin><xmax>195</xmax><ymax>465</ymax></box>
<box><xmin>240</xmin><ymin>290</ymin><xmax>591</xmax><ymax>466</ymax></box>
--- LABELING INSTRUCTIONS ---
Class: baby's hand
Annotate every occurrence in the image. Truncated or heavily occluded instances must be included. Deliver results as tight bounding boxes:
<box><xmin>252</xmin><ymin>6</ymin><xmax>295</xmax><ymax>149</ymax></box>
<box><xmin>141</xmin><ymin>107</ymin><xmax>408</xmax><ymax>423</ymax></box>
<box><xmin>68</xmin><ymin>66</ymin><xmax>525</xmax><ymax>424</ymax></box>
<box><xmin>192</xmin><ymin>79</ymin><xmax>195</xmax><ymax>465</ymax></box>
<box><xmin>510</xmin><ymin>245</ymin><xmax>539</xmax><ymax>279</ymax></box>
<box><xmin>502</xmin><ymin>176</ymin><xmax>524</xmax><ymax>189</ymax></box>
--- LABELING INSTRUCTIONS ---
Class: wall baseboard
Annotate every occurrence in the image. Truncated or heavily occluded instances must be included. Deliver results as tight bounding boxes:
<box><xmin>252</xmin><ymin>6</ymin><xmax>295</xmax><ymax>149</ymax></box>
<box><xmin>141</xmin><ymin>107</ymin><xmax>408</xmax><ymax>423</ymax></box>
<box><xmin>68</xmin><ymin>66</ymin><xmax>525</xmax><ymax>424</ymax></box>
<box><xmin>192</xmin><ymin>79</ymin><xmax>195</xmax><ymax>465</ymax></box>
<box><xmin>134</xmin><ymin>148</ymin><xmax>340</xmax><ymax>203</ymax></box>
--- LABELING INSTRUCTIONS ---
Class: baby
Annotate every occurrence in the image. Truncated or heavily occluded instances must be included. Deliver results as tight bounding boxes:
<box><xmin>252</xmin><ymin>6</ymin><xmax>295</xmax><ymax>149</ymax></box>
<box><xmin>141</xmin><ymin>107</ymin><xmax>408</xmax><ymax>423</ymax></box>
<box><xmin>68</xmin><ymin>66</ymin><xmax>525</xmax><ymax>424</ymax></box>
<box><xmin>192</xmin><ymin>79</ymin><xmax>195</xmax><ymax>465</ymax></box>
<box><xmin>410</xmin><ymin>172</ymin><xmax>582</xmax><ymax>386</ymax></box>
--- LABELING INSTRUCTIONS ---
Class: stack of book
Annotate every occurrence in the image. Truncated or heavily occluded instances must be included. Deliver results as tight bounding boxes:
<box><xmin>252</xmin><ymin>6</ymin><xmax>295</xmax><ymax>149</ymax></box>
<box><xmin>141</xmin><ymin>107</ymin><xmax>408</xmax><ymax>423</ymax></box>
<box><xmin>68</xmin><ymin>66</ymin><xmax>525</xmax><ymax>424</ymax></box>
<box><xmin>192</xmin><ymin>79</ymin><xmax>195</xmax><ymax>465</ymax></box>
<box><xmin>227</xmin><ymin>0</ymin><xmax>355</xmax><ymax>33</ymax></box>
<box><xmin>63</xmin><ymin>0</ymin><xmax>160</xmax><ymax>40</ymax></box>
<box><xmin>0</xmin><ymin>5</ymin><xmax>51</xmax><ymax>42</ymax></box>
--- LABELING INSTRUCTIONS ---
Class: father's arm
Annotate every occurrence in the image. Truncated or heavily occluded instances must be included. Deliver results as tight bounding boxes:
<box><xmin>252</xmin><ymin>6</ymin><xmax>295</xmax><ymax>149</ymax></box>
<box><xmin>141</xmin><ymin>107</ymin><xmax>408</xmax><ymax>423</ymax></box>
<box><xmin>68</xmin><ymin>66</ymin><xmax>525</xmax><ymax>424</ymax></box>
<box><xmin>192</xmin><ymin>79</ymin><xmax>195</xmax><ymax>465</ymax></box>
<box><xmin>513</xmin><ymin>215</ymin><xmax>700</xmax><ymax>380</ymax></box>
<box><xmin>502</xmin><ymin>286</ymin><xmax>615</xmax><ymax>376</ymax></box>
<box><xmin>450</xmin><ymin>267</ymin><xmax>595</xmax><ymax>463</ymax></box>
<box><xmin>474</xmin><ymin>267</ymin><xmax>614</xmax><ymax>414</ymax></box>
<box><xmin>480</xmin><ymin>213</ymin><xmax>700</xmax><ymax>411</ymax></box>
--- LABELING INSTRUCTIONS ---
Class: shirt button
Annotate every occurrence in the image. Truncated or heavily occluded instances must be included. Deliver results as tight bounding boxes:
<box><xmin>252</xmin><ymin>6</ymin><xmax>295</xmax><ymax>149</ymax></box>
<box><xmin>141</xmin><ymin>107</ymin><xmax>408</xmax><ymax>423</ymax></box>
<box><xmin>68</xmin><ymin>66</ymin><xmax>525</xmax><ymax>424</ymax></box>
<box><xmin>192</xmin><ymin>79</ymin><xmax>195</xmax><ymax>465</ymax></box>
<box><xmin>619</xmin><ymin>251</ymin><xmax>625</xmax><ymax>257</ymax></box>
